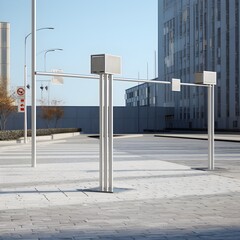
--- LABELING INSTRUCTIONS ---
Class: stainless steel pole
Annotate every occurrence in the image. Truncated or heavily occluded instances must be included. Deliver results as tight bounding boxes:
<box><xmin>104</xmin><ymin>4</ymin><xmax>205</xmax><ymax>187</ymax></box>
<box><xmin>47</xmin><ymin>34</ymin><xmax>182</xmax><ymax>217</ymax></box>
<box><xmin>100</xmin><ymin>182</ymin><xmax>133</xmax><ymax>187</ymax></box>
<box><xmin>208</xmin><ymin>85</ymin><xmax>211</xmax><ymax>170</ymax></box>
<box><xmin>208</xmin><ymin>85</ymin><xmax>214</xmax><ymax>170</ymax></box>
<box><xmin>24</xmin><ymin>65</ymin><xmax>28</xmax><ymax>143</ymax></box>
<box><xmin>24</xmin><ymin>35</ymin><xmax>29</xmax><ymax>144</ymax></box>
<box><xmin>31</xmin><ymin>0</ymin><xmax>37</xmax><ymax>167</ymax></box>
<box><xmin>99</xmin><ymin>74</ymin><xmax>104</xmax><ymax>191</ymax></box>
<box><xmin>104</xmin><ymin>74</ymin><xmax>109</xmax><ymax>191</ymax></box>
<box><xmin>108</xmin><ymin>74</ymin><xmax>113</xmax><ymax>192</ymax></box>
<box><xmin>24</xmin><ymin>28</ymin><xmax>54</xmax><ymax>144</ymax></box>
<box><xmin>211</xmin><ymin>85</ymin><xmax>215</xmax><ymax>170</ymax></box>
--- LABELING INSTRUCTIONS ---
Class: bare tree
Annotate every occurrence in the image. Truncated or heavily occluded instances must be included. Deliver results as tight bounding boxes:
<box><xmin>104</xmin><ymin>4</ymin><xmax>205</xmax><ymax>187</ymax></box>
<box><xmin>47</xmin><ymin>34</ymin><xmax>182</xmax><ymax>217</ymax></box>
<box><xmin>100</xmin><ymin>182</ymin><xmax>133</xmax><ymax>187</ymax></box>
<box><xmin>40</xmin><ymin>99</ymin><xmax>64</xmax><ymax>128</ymax></box>
<box><xmin>0</xmin><ymin>84</ymin><xmax>16</xmax><ymax>130</ymax></box>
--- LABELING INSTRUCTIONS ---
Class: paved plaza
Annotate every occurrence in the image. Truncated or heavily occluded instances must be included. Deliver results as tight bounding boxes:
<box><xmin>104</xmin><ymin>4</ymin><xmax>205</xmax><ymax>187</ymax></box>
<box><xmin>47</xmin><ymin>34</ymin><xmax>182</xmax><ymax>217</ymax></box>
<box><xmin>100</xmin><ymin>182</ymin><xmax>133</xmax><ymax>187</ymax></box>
<box><xmin>0</xmin><ymin>134</ymin><xmax>240</xmax><ymax>240</ymax></box>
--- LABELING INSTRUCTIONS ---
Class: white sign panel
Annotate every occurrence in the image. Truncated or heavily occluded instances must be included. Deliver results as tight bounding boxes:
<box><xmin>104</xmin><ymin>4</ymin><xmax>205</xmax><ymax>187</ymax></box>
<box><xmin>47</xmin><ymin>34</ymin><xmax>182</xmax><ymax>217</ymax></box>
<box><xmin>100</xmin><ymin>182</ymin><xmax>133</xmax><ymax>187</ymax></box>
<box><xmin>51</xmin><ymin>69</ymin><xmax>64</xmax><ymax>85</ymax></box>
<box><xmin>172</xmin><ymin>78</ymin><xmax>181</xmax><ymax>92</ymax></box>
<box><xmin>18</xmin><ymin>98</ymin><xmax>25</xmax><ymax>113</ymax></box>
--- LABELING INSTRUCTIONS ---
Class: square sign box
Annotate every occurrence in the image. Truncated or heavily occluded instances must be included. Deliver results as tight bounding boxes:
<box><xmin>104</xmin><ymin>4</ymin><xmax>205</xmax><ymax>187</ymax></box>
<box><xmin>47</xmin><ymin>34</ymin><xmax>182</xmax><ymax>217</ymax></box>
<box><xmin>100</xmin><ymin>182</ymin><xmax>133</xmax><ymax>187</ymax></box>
<box><xmin>195</xmin><ymin>71</ymin><xmax>217</xmax><ymax>85</ymax></box>
<box><xmin>172</xmin><ymin>78</ymin><xmax>181</xmax><ymax>92</ymax></box>
<box><xmin>91</xmin><ymin>54</ymin><xmax>121</xmax><ymax>75</ymax></box>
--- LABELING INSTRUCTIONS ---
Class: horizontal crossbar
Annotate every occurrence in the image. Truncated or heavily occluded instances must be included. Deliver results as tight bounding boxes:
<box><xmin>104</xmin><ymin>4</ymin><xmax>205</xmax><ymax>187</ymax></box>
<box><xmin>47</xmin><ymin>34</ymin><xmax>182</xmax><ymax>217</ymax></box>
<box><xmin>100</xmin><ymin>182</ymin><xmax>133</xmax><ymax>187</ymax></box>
<box><xmin>35</xmin><ymin>71</ymin><xmax>208</xmax><ymax>87</ymax></box>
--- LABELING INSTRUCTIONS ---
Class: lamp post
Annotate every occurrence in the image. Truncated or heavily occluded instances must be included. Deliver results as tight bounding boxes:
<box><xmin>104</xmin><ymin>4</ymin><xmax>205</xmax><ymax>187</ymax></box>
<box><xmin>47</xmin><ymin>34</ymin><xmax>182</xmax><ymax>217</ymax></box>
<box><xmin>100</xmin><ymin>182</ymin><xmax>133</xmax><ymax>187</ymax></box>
<box><xmin>43</xmin><ymin>48</ymin><xmax>63</xmax><ymax>105</ymax></box>
<box><xmin>44</xmin><ymin>48</ymin><xmax>63</xmax><ymax>71</ymax></box>
<box><xmin>24</xmin><ymin>27</ymin><xmax>54</xmax><ymax>144</ymax></box>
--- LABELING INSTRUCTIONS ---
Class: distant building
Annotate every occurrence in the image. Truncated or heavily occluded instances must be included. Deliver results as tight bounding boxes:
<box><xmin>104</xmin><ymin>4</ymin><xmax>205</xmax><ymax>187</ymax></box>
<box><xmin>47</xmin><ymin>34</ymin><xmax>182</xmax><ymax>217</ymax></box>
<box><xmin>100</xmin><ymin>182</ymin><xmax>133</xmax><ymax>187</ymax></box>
<box><xmin>158</xmin><ymin>0</ymin><xmax>240</xmax><ymax>129</ymax></box>
<box><xmin>0</xmin><ymin>22</ymin><xmax>10</xmax><ymax>92</ymax></box>
<box><xmin>125</xmin><ymin>80</ymin><xmax>157</xmax><ymax>107</ymax></box>
<box><xmin>126</xmin><ymin>0</ymin><xmax>240</xmax><ymax>130</ymax></box>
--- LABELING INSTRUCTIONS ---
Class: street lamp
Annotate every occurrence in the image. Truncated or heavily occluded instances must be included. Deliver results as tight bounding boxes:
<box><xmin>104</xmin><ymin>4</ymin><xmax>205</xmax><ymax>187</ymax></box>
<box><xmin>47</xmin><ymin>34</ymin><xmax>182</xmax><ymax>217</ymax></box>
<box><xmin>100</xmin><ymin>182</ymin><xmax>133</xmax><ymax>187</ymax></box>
<box><xmin>24</xmin><ymin>27</ymin><xmax>54</xmax><ymax>144</ymax></box>
<box><xmin>43</xmin><ymin>48</ymin><xmax>63</xmax><ymax>105</ymax></box>
<box><xmin>44</xmin><ymin>48</ymin><xmax>63</xmax><ymax>71</ymax></box>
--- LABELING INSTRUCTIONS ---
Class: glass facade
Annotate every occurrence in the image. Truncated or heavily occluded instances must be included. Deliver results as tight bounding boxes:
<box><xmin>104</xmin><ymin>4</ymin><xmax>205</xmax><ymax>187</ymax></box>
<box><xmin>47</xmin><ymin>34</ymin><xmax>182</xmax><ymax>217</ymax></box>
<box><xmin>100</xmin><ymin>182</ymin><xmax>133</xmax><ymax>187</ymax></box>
<box><xmin>125</xmin><ymin>0</ymin><xmax>240</xmax><ymax>130</ymax></box>
<box><xmin>158</xmin><ymin>0</ymin><xmax>240</xmax><ymax>129</ymax></box>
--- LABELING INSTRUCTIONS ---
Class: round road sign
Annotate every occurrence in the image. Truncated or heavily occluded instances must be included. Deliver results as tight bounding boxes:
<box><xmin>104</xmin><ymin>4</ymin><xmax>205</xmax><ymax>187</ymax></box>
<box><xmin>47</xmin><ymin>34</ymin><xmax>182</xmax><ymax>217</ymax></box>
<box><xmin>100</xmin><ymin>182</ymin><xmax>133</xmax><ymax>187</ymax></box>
<box><xmin>17</xmin><ymin>87</ymin><xmax>25</xmax><ymax>96</ymax></box>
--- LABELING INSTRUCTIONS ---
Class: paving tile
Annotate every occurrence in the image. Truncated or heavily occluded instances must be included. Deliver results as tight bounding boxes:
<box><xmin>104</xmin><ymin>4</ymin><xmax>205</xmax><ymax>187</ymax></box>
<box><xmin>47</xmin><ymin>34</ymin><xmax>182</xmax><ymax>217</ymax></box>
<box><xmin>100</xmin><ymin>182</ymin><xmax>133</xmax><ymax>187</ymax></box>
<box><xmin>1</xmin><ymin>135</ymin><xmax>240</xmax><ymax>239</ymax></box>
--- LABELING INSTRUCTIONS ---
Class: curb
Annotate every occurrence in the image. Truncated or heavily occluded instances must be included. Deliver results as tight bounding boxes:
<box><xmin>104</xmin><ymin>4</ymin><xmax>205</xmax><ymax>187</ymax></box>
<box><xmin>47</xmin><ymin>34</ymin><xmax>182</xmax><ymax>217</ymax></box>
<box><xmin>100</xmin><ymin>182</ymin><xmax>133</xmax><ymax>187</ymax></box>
<box><xmin>154</xmin><ymin>134</ymin><xmax>240</xmax><ymax>142</ymax></box>
<box><xmin>16</xmin><ymin>132</ymin><xmax>81</xmax><ymax>143</ymax></box>
<box><xmin>88</xmin><ymin>134</ymin><xmax>144</xmax><ymax>139</ymax></box>
<box><xmin>113</xmin><ymin>134</ymin><xmax>144</xmax><ymax>139</ymax></box>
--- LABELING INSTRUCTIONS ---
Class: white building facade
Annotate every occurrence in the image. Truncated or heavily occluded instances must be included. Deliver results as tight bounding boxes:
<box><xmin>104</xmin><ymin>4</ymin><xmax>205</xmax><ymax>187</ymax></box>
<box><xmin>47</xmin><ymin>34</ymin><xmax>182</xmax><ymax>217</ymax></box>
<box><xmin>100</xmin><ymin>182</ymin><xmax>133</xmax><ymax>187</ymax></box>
<box><xmin>125</xmin><ymin>81</ymin><xmax>157</xmax><ymax>107</ymax></box>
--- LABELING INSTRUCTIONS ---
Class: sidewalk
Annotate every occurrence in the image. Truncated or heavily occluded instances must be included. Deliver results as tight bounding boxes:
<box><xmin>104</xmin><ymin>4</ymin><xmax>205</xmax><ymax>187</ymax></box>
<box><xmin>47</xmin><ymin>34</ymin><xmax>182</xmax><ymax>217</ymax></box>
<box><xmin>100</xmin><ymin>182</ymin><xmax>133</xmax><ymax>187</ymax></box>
<box><xmin>0</xmin><ymin>134</ymin><xmax>240</xmax><ymax>240</ymax></box>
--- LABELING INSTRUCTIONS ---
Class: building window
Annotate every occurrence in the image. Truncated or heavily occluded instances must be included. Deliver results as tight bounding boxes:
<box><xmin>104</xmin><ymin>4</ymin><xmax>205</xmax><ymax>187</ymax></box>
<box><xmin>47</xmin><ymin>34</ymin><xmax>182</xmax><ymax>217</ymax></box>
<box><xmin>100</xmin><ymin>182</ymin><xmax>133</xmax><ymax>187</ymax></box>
<box><xmin>217</xmin><ymin>87</ymin><xmax>221</xmax><ymax>118</ymax></box>
<box><xmin>195</xmin><ymin>3</ymin><xmax>199</xmax><ymax>30</ymax></box>
<box><xmin>201</xmin><ymin>106</ymin><xmax>204</xmax><ymax>119</ymax></box>
<box><xmin>196</xmin><ymin>107</ymin><xmax>199</xmax><ymax>119</ymax></box>
<box><xmin>184</xmin><ymin>108</ymin><xmax>186</xmax><ymax>120</ymax></box>
<box><xmin>226</xmin><ymin>0</ymin><xmax>230</xmax><ymax>118</ymax></box>
<box><xmin>187</xmin><ymin>107</ymin><xmax>190</xmax><ymax>120</ymax></box>
<box><xmin>217</xmin><ymin>0</ymin><xmax>221</xmax><ymax>21</ymax></box>
<box><xmin>233</xmin><ymin>121</ymin><xmax>238</xmax><ymax>128</ymax></box>
<box><xmin>235</xmin><ymin>0</ymin><xmax>239</xmax><ymax>117</ymax></box>
<box><xmin>217</xmin><ymin>28</ymin><xmax>221</xmax><ymax>48</ymax></box>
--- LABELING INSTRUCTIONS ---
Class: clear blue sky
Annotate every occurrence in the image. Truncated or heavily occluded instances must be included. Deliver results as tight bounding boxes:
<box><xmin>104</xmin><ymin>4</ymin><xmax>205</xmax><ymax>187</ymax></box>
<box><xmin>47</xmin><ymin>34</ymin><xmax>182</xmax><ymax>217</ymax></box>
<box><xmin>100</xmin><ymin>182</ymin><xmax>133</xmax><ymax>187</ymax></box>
<box><xmin>1</xmin><ymin>0</ymin><xmax>158</xmax><ymax>106</ymax></box>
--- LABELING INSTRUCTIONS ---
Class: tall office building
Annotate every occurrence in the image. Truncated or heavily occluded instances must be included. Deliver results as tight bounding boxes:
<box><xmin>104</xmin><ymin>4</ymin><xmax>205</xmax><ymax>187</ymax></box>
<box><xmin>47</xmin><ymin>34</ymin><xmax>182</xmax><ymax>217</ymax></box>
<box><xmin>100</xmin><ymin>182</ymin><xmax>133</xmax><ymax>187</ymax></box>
<box><xmin>158</xmin><ymin>0</ymin><xmax>240</xmax><ymax>129</ymax></box>
<box><xmin>0</xmin><ymin>22</ymin><xmax>10</xmax><ymax>93</ymax></box>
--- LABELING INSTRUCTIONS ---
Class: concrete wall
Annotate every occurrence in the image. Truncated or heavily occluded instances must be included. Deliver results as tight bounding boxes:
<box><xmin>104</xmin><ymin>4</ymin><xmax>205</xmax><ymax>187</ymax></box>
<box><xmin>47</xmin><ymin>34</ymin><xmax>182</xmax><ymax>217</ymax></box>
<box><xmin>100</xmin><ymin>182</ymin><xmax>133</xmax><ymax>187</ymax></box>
<box><xmin>6</xmin><ymin>106</ymin><xmax>167</xmax><ymax>134</ymax></box>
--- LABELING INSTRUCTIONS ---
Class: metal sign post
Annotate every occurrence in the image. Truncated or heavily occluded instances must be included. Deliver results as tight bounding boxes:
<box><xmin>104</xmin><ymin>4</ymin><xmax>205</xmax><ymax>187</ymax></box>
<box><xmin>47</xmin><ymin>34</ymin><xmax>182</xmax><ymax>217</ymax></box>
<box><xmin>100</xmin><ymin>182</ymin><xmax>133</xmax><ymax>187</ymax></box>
<box><xmin>208</xmin><ymin>84</ymin><xmax>215</xmax><ymax>170</ymax></box>
<box><xmin>91</xmin><ymin>54</ymin><xmax>120</xmax><ymax>193</ymax></box>
<box><xmin>172</xmin><ymin>72</ymin><xmax>216</xmax><ymax>171</ymax></box>
<box><xmin>31</xmin><ymin>0</ymin><xmax>37</xmax><ymax>168</ymax></box>
<box><xmin>196</xmin><ymin>71</ymin><xmax>216</xmax><ymax>170</ymax></box>
<box><xmin>35</xmin><ymin>69</ymin><xmax>216</xmax><ymax>191</ymax></box>
<box><xmin>109</xmin><ymin>74</ymin><xmax>113</xmax><ymax>192</ymax></box>
<box><xmin>24</xmin><ymin>65</ymin><xmax>27</xmax><ymax>143</ymax></box>
<box><xmin>103</xmin><ymin>73</ymin><xmax>109</xmax><ymax>192</ymax></box>
<box><xmin>32</xmin><ymin>2</ymin><xmax>217</xmax><ymax>189</ymax></box>
<box><xmin>99</xmin><ymin>74</ymin><xmax>104</xmax><ymax>191</ymax></box>
<box><xmin>99</xmin><ymin>73</ymin><xmax>113</xmax><ymax>192</ymax></box>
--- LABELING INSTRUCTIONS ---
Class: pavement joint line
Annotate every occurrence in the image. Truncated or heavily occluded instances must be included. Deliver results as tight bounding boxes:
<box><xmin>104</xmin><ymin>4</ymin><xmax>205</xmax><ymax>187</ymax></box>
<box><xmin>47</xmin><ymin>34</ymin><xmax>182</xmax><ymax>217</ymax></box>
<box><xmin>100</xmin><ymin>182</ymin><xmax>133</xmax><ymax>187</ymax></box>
<box><xmin>57</xmin><ymin>188</ymin><xmax>69</xmax><ymax>198</ymax></box>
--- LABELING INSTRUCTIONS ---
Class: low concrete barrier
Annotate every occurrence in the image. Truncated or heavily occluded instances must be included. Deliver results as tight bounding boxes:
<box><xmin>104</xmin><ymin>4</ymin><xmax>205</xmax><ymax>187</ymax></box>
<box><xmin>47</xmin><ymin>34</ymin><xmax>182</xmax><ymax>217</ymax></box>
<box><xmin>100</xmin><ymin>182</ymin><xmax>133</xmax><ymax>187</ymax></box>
<box><xmin>51</xmin><ymin>132</ymin><xmax>81</xmax><ymax>140</ymax></box>
<box><xmin>17</xmin><ymin>132</ymin><xmax>81</xmax><ymax>143</ymax></box>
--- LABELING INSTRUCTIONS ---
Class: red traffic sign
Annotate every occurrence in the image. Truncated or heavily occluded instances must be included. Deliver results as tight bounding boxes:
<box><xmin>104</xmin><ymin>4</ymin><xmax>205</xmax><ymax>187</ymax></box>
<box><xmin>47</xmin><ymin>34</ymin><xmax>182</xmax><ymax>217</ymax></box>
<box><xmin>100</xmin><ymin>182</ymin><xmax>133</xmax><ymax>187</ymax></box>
<box><xmin>18</xmin><ymin>105</ymin><xmax>25</xmax><ymax>113</ymax></box>
<box><xmin>17</xmin><ymin>87</ymin><xmax>25</xmax><ymax>96</ymax></box>
<box><xmin>18</xmin><ymin>97</ymin><xmax>25</xmax><ymax>112</ymax></box>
